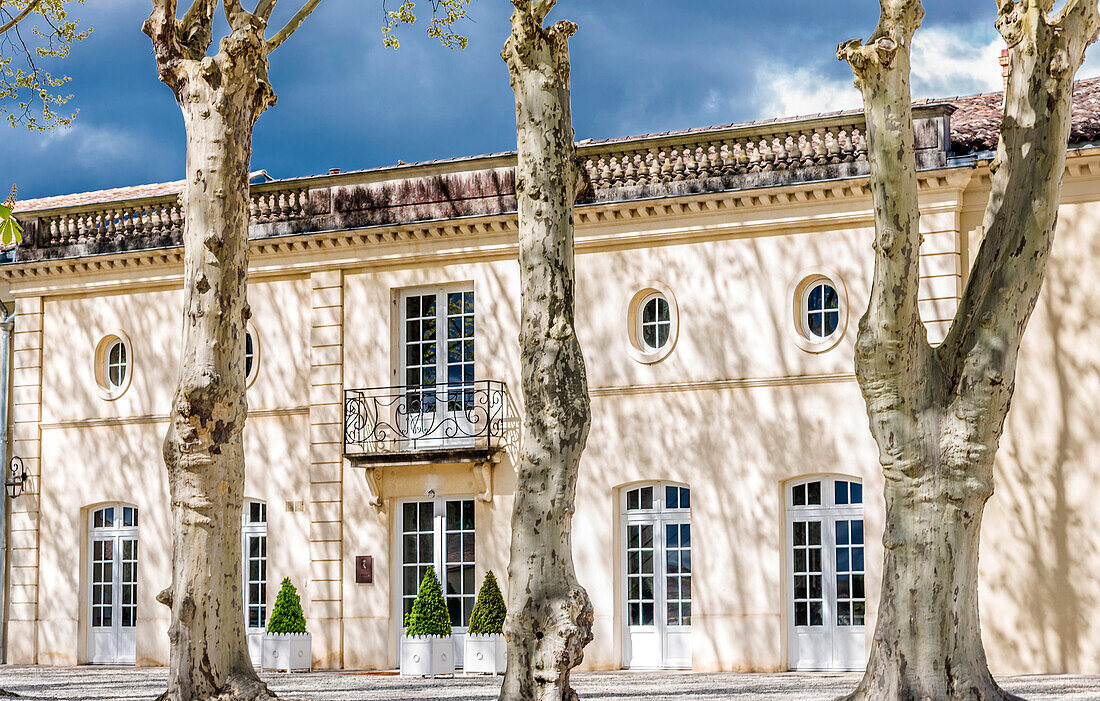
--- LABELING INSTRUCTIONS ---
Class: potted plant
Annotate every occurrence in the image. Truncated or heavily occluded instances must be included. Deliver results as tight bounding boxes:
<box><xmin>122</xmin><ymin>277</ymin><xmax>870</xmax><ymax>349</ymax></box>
<box><xmin>262</xmin><ymin>578</ymin><xmax>312</xmax><ymax>672</ymax></box>
<box><xmin>464</xmin><ymin>570</ymin><xmax>507</xmax><ymax>675</ymax></box>
<box><xmin>401</xmin><ymin>566</ymin><xmax>455</xmax><ymax>677</ymax></box>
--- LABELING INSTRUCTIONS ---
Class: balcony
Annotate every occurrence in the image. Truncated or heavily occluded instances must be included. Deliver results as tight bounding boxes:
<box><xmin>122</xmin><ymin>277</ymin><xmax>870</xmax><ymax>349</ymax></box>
<box><xmin>343</xmin><ymin>381</ymin><xmax>511</xmax><ymax>466</ymax></box>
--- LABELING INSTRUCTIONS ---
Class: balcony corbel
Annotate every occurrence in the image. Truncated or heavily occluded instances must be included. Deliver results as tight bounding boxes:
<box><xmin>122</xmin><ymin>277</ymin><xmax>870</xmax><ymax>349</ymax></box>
<box><xmin>364</xmin><ymin>467</ymin><xmax>383</xmax><ymax>510</ymax></box>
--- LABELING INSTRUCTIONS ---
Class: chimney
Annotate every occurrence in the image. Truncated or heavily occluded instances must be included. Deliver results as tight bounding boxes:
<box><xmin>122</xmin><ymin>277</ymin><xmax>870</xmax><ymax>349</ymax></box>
<box><xmin>1000</xmin><ymin>49</ymin><xmax>1010</xmax><ymax>92</ymax></box>
<box><xmin>329</xmin><ymin>168</ymin><xmax>341</xmax><ymax>175</ymax></box>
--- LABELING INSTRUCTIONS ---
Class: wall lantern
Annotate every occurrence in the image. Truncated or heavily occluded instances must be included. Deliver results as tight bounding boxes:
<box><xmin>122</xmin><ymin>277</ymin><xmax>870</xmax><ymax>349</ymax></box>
<box><xmin>6</xmin><ymin>456</ymin><xmax>27</xmax><ymax>499</ymax></box>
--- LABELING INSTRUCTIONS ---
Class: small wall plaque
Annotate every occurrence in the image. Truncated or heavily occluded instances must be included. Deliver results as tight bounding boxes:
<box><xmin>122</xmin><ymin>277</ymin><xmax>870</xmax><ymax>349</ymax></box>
<box><xmin>355</xmin><ymin>555</ymin><xmax>373</xmax><ymax>584</ymax></box>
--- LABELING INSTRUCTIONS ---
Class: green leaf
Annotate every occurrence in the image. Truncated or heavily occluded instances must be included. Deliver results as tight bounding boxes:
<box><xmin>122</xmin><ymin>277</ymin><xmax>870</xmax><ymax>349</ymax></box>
<box><xmin>0</xmin><ymin>205</ymin><xmax>22</xmax><ymax>246</ymax></box>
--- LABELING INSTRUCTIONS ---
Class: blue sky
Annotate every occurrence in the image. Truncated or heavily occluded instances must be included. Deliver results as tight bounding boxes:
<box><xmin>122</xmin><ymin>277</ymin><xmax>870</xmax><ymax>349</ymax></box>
<box><xmin>2</xmin><ymin>1</ymin><xmax>1098</xmax><ymax>200</ymax></box>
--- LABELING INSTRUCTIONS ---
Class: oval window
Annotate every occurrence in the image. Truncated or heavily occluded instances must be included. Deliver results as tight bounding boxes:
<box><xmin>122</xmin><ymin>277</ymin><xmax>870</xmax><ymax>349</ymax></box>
<box><xmin>106</xmin><ymin>339</ymin><xmax>128</xmax><ymax>389</ymax></box>
<box><xmin>638</xmin><ymin>293</ymin><xmax>671</xmax><ymax>352</ymax></box>
<box><xmin>804</xmin><ymin>282</ymin><xmax>840</xmax><ymax>340</ymax></box>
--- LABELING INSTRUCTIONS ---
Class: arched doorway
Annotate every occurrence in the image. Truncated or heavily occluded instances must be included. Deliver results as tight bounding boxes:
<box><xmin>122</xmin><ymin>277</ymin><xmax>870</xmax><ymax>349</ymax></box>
<box><xmin>620</xmin><ymin>482</ymin><xmax>691</xmax><ymax>669</ymax></box>
<box><xmin>785</xmin><ymin>477</ymin><xmax>866</xmax><ymax>670</ymax></box>
<box><xmin>87</xmin><ymin>504</ymin><xmax>138</xmax><ymax>665</ymax></box>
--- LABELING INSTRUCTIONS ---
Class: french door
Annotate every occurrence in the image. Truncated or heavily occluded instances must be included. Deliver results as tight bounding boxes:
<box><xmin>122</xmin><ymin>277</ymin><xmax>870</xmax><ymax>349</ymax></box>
<box><xmin>400</xmin><ymin>498</ymin><xmax>476</xmax><ymax>666</ymax></box>
<box><xmin>786</xmin><ymin>477</ymin><xmax>866</xmax><ymax>670</ymax></box>
<box><xmin>399</xmin><ymin>287</ymin><xmax>475</xmax><ymax>448</ymax></box>
<box><xmin>88</xmin><ymin>505</ymin><xmax>138</xmax><ymax>665</ymax></box>
<box><xmin>621</xmin><ymin>483</ymin><xmax>692</xmax><ymax>669</ymax></box>
<box><xmin>242</xmin><ymin>501</ymin><xmax>268</xmax><ymax>667</ymax></box>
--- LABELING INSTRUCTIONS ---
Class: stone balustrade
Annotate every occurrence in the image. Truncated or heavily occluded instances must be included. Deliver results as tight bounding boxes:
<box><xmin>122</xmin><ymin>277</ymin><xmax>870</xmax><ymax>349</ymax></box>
<box><xmin>579</xmin><ymin>115</ymin><xmax>869</xmax><ymax>191</ymax></box>
<box><xmin>27</xmin><ymin>184</ymin><xmax>310</xmax><ymax>249</ymax></box>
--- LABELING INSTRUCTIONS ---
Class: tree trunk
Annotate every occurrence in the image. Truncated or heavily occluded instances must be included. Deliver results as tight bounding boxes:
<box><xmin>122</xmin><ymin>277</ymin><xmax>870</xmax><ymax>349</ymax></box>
<box><xmin>500</xmin><ymin>3</ymin><xmax>593</xmax><ymax>700</ymax></box>
<box><xmin>838</xmin><ymin>1</ymin><xmax>1099</xmax><ymax>699</ymax></box>
<box><xmin>146</xmin><ymin>9</ymin><xmax>277</xmax><ymax>699</ymax></box>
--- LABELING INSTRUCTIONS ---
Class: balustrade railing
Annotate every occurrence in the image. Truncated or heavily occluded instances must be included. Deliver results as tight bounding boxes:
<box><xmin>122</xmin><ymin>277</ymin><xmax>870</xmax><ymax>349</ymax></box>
<box><xmin>344</xmin><ymin>381</ymin><xmax>509</xmax><ymax>457</ymax></box>
<box><xmin>26</xmin><ymin>185</ymin><xmax>310</xmax><ymax>248</ymax></box>
<box><xmin>579</xmin><ymin>116</ymin><xmax>869</xmax><ymax>190</ymax></box>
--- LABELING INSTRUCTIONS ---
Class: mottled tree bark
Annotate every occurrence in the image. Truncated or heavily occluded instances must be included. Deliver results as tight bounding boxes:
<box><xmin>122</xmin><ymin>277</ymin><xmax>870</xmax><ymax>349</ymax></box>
<box><xmin>837</xmin><ymin>1</ymin><xmax>1099</xmax><ymax>699</ymax></box>
<box><xmin>144</xmin><ymin>2</ymin><xmax>320</xmax><ymax>699</ymax></box>
<box><xmin>500</xmin><ymin>2</ymin><xmax>593</xmax><ymax>700</ymax></box>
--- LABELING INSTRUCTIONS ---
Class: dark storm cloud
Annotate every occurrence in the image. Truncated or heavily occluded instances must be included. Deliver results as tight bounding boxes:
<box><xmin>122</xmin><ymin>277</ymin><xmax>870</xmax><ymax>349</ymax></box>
<box><xmin>0</xmin><ymin>1</ymin><xmax>1057</xmax><ymax>200</ymax></box>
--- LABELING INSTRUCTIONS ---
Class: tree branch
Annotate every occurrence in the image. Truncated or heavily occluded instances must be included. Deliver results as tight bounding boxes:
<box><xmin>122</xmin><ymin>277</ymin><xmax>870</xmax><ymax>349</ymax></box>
<box><xmin>938</xmin><ymin>0</ymin><xmax>1100</xmax><ymax>391</ymax></box>
<box><xmin>143</xmin><ymin>0</ymin><xmax>181</xmax><ymax>69</ymax></box>
<box><xmin>255</xmin><ymin>0</ymin><xmax>277</xmax><ymax>21</ymax></box>
<box><xmin>266</xmin><ymin>0</ymin><xmax>322</xmax><ymax>51</ymax></box>
<box><xmin>178</xmin><ymin>0</ymin><xmax>217</xmax><ymax>58</ymax></box>
<box><xmin>837</xmin><ymin>0</ymin><xmax>928</xmax><ymax>372</ymax></box>
<box><xmin>0</xmin><ymin>0</ymin><xmax>41</xmax><ymax>36</ymax></box>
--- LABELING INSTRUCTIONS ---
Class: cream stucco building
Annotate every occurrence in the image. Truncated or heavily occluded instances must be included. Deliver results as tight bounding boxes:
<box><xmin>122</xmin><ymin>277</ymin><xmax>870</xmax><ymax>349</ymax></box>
<box><xmin>3</xmin><ymin>78</ymin><xmax>1099</xmax><ymax>675</ymax></box>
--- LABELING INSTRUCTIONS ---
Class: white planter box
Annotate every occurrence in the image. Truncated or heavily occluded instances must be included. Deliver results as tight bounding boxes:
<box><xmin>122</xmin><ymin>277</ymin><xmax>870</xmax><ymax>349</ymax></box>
<box><xmin>262</xmin><ymin>632</ymin><xmax>312</xmax><ymax>672</ymax></box>
<box><xmin>463</xmin><ymin>634</ymin><xmax>506</xmax><ymax>675</ymax></box>
<box><xmin>401</xmin><ymin>635</ymin><xmax>455</xmax><ymax>677</ymax></box>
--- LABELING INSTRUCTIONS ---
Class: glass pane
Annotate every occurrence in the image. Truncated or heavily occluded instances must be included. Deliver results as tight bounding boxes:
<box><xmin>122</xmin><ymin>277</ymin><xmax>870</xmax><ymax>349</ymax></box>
<box><xmin>824</xmin><ymin>311</ymin><xmax>840</xmax><ymax>336</ymax></box>
<box><xmin>403</xmin><ymin>503</ymin><xmax>417</xmax><ymax>532</ymax></box>
<box><xmin>680</xmin><ymin>488</ymin><xmax>690</xmax><ymax>509</ymax></box>
<box><xmin>808</xmin><ymin>284</ymin><xmax>822</xmax><ymax>311</ymax></box>
<box><xmin>627</xmin><ymin>490</ymin><xmax>639</xmax><ymax>511</ymax></box>
<box><xmin>807</xmin><ymin>482</ymin><xmax>821</xmax><ymax>506</ymax></box>
<box><xmin>640</xmin><ymin>487</ymin><xmax>653</xmax><ymax>510</ymax></box>
<box><xmin>643</xmin><ymin>324</ymin><xmax>656</xmax><ymax>348</ymax></box>
<box><xmin>823</xmin><ymin>284</ymin><xmax>839</xmax><ymax>311</ymax></box>
<box><xmin>808</xmin><ymin>313</ymin><xmax>823</xmax><ymax>337</ymax></box>
<box><xmin>851</xmin><ymin>482</ymin><xmax>863</xmax><ymax>504</ymax></box>
<box><xmin>793</xmin><ymin>484</ymin><xmax>805</xmax><ymax>507</ymax></box>
<box><xmin>665</xmin><ymin>486</ymin><xmax>678</xmax><ymax>509</ymax></box>
<box><xmin>446</xmin><ymin>501</ymin><xmax>460</xmax><ymax>531</ymax></box>
<box><xmin>835</xmin><ymin>481</ymin><xmax>849</xmax><ymax>505</ymax></box>
<box><xmin>642</xmin><ymin>299</ymin><xmax>656</xmax><ymax>323</ymax></box>
<box><xmin>666</xmin><ymin>523</ymin><xmax>678</xmax><ymax>547</ymax></box>
<box><xmin>657</xmin><ymin>322</ymin><xmax>670</xmax><ymax>347</ymax></box>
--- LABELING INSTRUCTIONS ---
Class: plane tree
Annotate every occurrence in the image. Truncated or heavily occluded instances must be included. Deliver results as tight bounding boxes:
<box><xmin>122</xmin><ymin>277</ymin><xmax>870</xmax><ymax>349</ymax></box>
<box><xmin>142</xmin><ymin>1</ymin><xmax>468</xmax><ymax>699</ymax></box>
<box><xmin>836</xmin><ymin>0</ymin><xmax>1099</xmax><ymax>698</ymax></box>
<box><xmin>500</xmin><ymin>1</ymin><xmax>593</xmax><ymax>699</ymax></box>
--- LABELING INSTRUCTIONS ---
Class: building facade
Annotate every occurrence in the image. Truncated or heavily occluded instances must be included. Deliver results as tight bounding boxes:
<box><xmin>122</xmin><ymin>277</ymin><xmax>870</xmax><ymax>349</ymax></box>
<box><xmin>3</xmin><ymin>80</ymin><xmax>1100</xmax><ymax>674</ymax></box>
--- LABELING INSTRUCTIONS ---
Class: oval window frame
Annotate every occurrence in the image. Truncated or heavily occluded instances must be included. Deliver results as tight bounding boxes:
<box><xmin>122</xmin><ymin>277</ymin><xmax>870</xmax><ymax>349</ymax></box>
<box><xmin>94</xmin><ymin>330</ymin><xmax>133</xmax><ymax>401</ymax></box>
<box><xmin>789</xmin><ymin>269</ymin><xmax>848</xmax><ymax>354</ymax></box>
<box><xmin>625</xmin><ymin>282</ymin><xmax>679</xmax><ymax>365</ymax></box>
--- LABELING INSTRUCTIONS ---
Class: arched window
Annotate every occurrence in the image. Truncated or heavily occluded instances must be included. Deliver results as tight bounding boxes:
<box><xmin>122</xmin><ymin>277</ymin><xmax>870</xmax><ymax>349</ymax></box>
<box><xmin>106</xmin><ymin>340</ymin><xmax>128</xmax><ymax>389</ymax></box>
<box><xmin>95</xmin><ymin>332</ymin><xmax>133</xmax><ymax>400</ymax></box>
<box><xmin>786</xmin><ymin>476</ymin><xmax>866</xmax><ymax>671</ymax></box>
<box><xmin>621</xmin><ymin>482</ymin><xmax>691</xmax><ymax>669</ymax></box>
<box><xmin>88</xmin><ymin>504</ymin><xmax>139</xmax><ymax>665</ymax></box>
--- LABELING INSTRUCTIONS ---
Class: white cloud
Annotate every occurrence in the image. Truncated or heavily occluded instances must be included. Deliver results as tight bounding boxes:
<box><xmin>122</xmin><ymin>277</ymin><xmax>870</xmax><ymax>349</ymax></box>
<box><xmin>753</xmin><ymin>66</ymin><xmax>862</xmax><ymax>119</ymax></box>
<box><xmin>748</xmin><ymin>21</ymin><xmax>1011</xmax><ymax>121</ymax></box>
<box><xmin>910</xmin><ymin>24</ymin><xmax>1004</xmax><ymax>98</ymax></box>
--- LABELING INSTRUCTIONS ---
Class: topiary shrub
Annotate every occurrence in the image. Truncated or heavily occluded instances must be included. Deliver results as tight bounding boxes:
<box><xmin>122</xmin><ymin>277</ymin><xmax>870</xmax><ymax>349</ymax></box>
<box><xmin>467</xmin><ymin>570</ymin><xmax>506</xmax><ymax>635</ymax></box>
<box><xmin>267</xmin><ymin>577</ymin><xmax>307</xmax><ymax>634</ymax></box>
<box><xmin>404</xmin><ymin>566</ymin><xmax>452</xmax><ymax>637</ymax></box>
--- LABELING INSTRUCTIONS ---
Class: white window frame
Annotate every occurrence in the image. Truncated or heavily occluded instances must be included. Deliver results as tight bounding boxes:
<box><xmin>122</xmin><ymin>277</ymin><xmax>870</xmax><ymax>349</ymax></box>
<box><xmin>801</xmin><ymin>280</ymin><xmax>841</xmax><ymax>341</ymax></box>
<box><xmin>785</xmin><ymin>475</ymin><xmax>866</xmax><ymax>671</ymax></box>
<box><xmin>242</xmin><ymin>500</ymin><xmax>267</xmax><ymax>632</ymax></box>
<box><xmin>788</xmin><ymin>270</ymin><xmax>848</xmax><ymax>354</ymax></box>
<box><xmin>620</xmin><ymin>482</ymin><xmax>692</xmax><ymax>670</ymax></box>
<box><xmin>637</xmin><ymin>292</ymin><xmax>672</xmax><ymax>353</ymax></box>
<box><xmin>624</xmin><ymin>282</ymin><xmax>679</xmax><ymax>365</ymax></box>
<box><xmin>87</xmin><ymin>503</ymin><xmax>139</xmax><ymax>665</ymax></box>
<box><xmin>244</xmin><ymin>324</ymin><xmax>260</xmax><ymax>389</ymax></box>
<box><xmin>393</xmin><ymin>495</ymin><xmax>477</xmax><ymax>667</ymax></box>
<box><xmin>93</xmin><ymin>330</ymin><xmax>134</xmax><ymax>401</ymax></box>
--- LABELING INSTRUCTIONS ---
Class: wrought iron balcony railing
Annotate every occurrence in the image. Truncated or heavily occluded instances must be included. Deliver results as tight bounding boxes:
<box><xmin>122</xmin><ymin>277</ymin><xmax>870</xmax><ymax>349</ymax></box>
<box><xmin>344</xmin><ymin>381</ymin><xmax>509</xmax><ymax>461</ymax></box>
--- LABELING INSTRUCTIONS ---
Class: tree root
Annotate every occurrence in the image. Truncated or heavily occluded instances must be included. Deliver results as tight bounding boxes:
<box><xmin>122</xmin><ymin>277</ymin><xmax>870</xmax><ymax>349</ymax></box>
<box><xmin>155</xmin><ymin>672</ymin><xmax>276</xmax><ymax>701</ymax></box>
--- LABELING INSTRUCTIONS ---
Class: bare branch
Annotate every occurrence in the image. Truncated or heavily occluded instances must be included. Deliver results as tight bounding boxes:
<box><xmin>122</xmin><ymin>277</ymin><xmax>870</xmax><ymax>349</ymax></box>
<box><xmin>837</xmin><ymin>0</ymin><xmax>926</xmax><ymax>357</ymax></box>
<box><xmin>0</xmin><ymin>0</ymin><xmax>41</xmax><ymax>36</ymax></box>
<box><xmin>255</xmin><ymin>0</ymin><xmax>277</xmax><ymax>21</ymax></box>
<box><xmin>267</xmin><ymin>0</ymin><xmax>322</xmax><ymax>51</ymax></box>
<box><xmin>939</xmin><ymin>0</ymin><xmax>1100</xmax><ymax>389</ymax></box>
<box><xmin>178</xmin><ymin>0</ymin><xmax>217</xmax><ymax>57</ymax></box>
<box><xmin>143</xmin><ymin>0</ymin><xmax>181</xmax><ymax>68</ymax></box>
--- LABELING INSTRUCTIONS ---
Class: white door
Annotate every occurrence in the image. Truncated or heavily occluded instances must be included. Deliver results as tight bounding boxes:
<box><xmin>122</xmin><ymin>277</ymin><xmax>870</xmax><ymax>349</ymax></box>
<box><xmin>786</xmin><ymin>477</ymin><xmax>866</xmax><ymax>671</ymax></box>
<box><xmin>88</xmin><ymin>505</ymin><xmax>138</xmax><ymax>665</ymax></box>
<box><xmin>622</xmin><ymin>484</ymin><xmax>692</xmax><ymax>669</ymax></box>
<box><xmin>399</xmin><ymin>498</ymin><xmax>476</xmax><ymax>667</ymax></box>
<box><xmin>242</xmin><ymin>501</ymin><xmax>268</xmax><ymax>667</ymax></box>
<box><xmin>399</xmin><ymin>287</ymin><xmax>476</xmax><ymax>449</ymax></box>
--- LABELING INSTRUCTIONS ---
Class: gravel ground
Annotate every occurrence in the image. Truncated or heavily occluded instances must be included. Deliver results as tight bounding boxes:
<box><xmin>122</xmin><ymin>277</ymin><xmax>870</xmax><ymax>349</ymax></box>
<box><xmin>0</xmin><ymin>667</ymin><xmax>1095</xmax><ymax>700</ymax></box>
